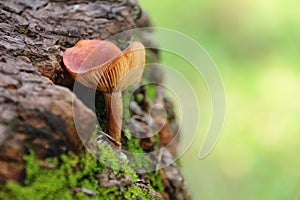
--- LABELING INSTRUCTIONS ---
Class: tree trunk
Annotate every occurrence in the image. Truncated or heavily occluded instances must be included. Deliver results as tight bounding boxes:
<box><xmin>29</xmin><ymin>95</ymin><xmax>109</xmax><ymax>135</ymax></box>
<box><xmin>0</xmin><ymin>0</ymin><xmax>190</xmax><ymax>199</ymax></box>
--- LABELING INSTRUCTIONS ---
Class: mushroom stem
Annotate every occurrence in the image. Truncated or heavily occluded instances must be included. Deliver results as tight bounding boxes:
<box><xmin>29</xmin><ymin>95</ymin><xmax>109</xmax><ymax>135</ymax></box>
<box><xmin>104</xmin><ymin>92</ymin><xmax>123</xmax><ymax>148</ymax></box>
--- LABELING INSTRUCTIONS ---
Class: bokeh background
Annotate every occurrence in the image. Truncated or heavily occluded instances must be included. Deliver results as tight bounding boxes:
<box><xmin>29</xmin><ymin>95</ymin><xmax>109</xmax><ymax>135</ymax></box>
<box><xmin>140</xmin><ymin>0</ymin><xmax>300</xmax><ymax>199</ymax></box>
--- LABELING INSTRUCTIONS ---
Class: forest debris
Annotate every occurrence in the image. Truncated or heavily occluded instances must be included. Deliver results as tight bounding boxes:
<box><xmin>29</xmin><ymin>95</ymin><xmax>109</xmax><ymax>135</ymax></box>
<box><xmin>73</xmin><ymin>187</ymin><xmax>96</xmax><ymax>197</ymax></box>
<box><xmin>38</xmin><ymin>160</ymin><xmax>56</xmax><ymax>169</ymax></box>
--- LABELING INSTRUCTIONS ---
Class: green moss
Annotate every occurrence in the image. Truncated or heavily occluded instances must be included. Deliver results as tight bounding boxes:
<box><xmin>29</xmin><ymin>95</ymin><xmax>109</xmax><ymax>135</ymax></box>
<box><xmin>124</xmin><ymin>185</ymin><xmax>154</xmax><ymax>200</ymax></box>
<box><xmin>122</xmin><ymin>136</ymin><xmax>144</xmax><ymax>154</ymax></box>
<box><xmin>123</xmin><ymin>128</ymin><xmax>132</xmax><ymax>140</ymax></box>
<box><xmin>135</xmin><ymin>93</ymin><xmax>144</xmax><ymax>104</ymax></box>
<box><xmin>147</xmin><ymin>171</ymin><xmax>164</xmax><ymax>193</ymax></box>
<box><xmin>145</xmin><ymin>84</ymin><xmax>157</xmax><ymax>101</ymax></box>
<box><xmin>0</xmin><ymin>144</ymin><xmax>160</xmax><ymax>199</ymax></box>
<box><xmin>23</xmin><ymin>149</ymin><xmax>40</xmax><ymax>185</ymax></box>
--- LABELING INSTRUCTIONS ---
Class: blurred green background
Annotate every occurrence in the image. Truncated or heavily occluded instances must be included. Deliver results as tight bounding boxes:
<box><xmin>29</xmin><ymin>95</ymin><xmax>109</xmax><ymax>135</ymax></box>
<box><xmin>140</xmin><ymin>0</ymin><xmax>300</xmax><ymax>199</ymax></box>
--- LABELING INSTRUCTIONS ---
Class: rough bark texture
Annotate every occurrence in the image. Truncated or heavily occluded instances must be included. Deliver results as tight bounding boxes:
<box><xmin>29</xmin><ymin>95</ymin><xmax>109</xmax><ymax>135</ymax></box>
<box><xmin>0</xmin><ymin>0</ymin><xmax>189</xmax><ymax>199</ymax></box>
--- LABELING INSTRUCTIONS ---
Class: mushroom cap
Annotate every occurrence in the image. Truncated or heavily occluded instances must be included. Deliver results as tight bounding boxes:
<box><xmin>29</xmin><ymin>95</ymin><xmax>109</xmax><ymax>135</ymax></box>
<box><xmin>63</xmin><ymin>39</ymin><xmax>145</xmax><ymax>93</ymax></box>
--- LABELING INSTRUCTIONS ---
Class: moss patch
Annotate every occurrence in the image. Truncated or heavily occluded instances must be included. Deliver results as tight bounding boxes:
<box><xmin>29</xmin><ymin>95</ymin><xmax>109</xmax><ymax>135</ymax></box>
<box><xmin>0</xmin><ymin>144</ymin><xmax>161</xmax><ymax>200</ymax></box>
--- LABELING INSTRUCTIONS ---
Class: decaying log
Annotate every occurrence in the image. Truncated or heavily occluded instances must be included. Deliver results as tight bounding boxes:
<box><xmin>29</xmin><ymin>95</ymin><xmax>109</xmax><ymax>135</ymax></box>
<box><xmin>0</xmin><ymin>0</ymin><xmax>144</xmax><ymax>182</ymax></box>
<box><xmin>0</xmin><ymin>1</ymin><xmax>189</xmax><ymax>199</ymax></box>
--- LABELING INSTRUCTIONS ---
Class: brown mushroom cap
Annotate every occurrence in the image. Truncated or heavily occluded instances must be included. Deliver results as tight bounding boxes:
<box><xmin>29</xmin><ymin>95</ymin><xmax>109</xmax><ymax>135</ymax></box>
<box><xmin>63</xmin><ymin>39</ymin><xmax>145</xmax><ymax>93</ymax></box>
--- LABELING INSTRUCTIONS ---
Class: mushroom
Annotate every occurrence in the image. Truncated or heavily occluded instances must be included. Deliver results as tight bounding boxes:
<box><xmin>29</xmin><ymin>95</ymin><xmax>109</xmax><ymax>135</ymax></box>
<box><xmin>63</xmin><ymin>39</ymin><xmax>145</xmax><ymax>148</ymax></box>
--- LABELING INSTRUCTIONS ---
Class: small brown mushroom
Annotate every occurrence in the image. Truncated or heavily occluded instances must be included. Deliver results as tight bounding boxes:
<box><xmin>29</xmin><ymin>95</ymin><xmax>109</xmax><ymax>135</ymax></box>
<box><xmin>63</xmin><ymin>39</ymin><xmax>145</xmax><ymax>147</ymax></box>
